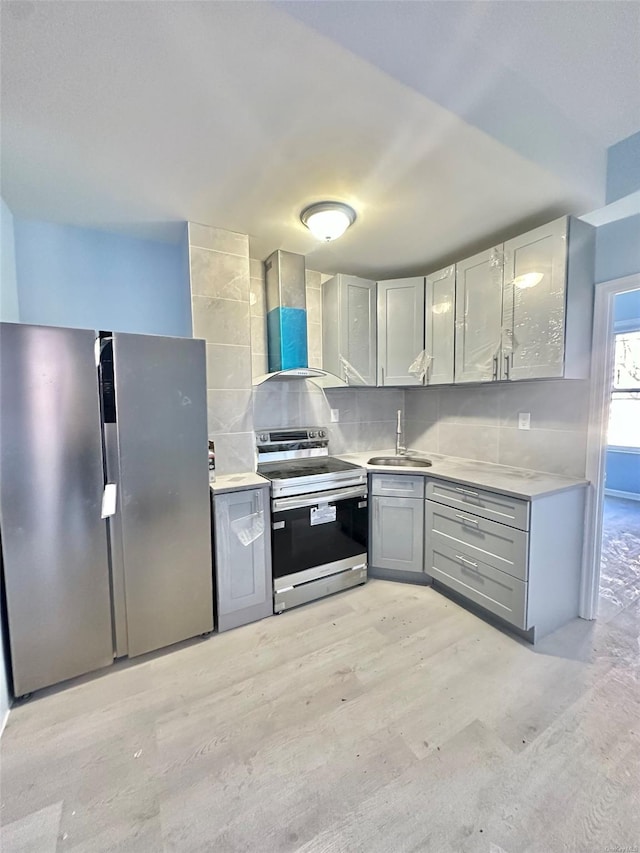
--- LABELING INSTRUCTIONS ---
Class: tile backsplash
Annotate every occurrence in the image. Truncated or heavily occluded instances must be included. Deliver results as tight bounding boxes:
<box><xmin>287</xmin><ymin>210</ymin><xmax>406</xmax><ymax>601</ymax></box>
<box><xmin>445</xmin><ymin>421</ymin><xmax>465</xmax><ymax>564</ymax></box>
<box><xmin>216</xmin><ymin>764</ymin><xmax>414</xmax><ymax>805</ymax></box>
<box><xmin>252</xmin><ymin>384</ymin><xmax>404</xmax><ymax>454</ymax></box>
<box><xmin>404</xmin><ymin>379</ymin><xmax>591</xmax><ymax>478</ymax></box>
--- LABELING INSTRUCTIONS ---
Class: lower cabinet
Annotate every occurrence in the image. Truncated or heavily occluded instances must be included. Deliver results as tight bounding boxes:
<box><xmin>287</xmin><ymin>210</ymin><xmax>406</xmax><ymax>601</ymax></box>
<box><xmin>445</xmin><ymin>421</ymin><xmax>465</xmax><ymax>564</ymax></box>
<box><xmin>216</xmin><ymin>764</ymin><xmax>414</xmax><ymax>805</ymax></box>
<box><xmin>369</xmin><ymin>475</ymin><xmax>428</xmax><ymax>580</ymax></box>
<box><xmin>212</xmin><ymin>486</ymin><xmax>273</xmax><ymax>632</ymax></box>
<box><xmin>425</xmin><ymin>499</ymin><xmax>529</xmax><ymax>629</ymax></box>
<box><xmin>371</xmin><ymin>495</ymin><xmax>424</xmax><ymax>573</ymax></box>
<box><xmin>424</xmin><ymin>478</ymin><xmax>586</xmax><ymax>641</ymax></box>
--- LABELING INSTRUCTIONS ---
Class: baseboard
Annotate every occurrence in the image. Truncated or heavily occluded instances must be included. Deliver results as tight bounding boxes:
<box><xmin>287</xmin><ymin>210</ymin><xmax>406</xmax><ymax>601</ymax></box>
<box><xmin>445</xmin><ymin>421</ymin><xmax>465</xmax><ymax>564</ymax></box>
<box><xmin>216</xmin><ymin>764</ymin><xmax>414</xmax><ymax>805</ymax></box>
<box><xmin>605</xmin><ymin>488</ymin><xmax>640</xmax><ymax>502</ymax></box>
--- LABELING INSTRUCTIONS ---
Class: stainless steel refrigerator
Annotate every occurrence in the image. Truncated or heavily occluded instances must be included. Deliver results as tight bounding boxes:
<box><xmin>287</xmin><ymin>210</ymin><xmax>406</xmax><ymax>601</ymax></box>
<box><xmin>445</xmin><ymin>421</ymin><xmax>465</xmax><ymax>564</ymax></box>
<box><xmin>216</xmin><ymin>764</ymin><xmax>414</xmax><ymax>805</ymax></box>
<box><xmin>0</xmin><ymin>322</ymin><xmax>214</xmax><ymax>697</ymax></box>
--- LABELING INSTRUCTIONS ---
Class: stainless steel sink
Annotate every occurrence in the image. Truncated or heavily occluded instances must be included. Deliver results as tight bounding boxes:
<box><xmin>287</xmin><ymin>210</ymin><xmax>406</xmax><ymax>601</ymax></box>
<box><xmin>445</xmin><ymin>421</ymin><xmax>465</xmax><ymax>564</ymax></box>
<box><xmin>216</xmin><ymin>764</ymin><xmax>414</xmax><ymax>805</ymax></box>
<box><xmin>368</xmin><ymin>456</ymin><xmax>432</xmax><ymax>468</ymax></box>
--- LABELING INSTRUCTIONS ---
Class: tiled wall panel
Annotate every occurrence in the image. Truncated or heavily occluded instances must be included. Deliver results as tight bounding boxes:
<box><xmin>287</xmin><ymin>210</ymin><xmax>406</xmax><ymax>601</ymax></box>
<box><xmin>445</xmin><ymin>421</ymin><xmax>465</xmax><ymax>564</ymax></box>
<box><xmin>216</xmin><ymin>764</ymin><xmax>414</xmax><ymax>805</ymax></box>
<box><xmin>405</xmin><ymin>379</ymin><xmax>591</xmax><ymax>478</ymax></box>
<box><xmin>189</xmin><ymin>222</ymin><xmax>254</xmax><ymax>474</ymax></box>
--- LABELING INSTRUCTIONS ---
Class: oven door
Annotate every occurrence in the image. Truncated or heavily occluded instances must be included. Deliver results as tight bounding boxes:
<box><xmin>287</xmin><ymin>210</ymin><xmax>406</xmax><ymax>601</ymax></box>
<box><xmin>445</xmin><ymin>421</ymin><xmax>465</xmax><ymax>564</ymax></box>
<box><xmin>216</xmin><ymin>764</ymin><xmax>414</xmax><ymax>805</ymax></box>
<box><xmin>271</xmin><ymin>485</ymin><xmax>368</xmax><ymax>581</ymax></box>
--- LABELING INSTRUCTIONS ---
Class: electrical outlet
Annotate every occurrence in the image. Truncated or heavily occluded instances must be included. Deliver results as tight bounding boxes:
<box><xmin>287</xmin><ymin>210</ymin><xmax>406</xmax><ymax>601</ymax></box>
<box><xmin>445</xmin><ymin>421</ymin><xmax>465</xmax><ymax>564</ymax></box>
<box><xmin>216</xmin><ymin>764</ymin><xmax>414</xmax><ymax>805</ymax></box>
<box><xmin>330</xmin><ymin>408</ymin><xmax>339</xmax><ymax>423</ymax></box>
<box><xmin>518</xmin><ymin>412</ymin><xmax>531</xmax><ymax>430</ymax></box>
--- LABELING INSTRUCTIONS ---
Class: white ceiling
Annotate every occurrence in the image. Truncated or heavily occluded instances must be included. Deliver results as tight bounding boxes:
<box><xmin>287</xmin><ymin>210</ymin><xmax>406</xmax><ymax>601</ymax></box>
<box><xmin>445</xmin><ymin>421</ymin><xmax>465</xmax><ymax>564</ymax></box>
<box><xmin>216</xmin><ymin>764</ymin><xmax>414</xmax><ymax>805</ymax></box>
<box><xmin>1</xmin><ymin>1</ymin><xmax>639</xmax><ymax>278</ymax></box>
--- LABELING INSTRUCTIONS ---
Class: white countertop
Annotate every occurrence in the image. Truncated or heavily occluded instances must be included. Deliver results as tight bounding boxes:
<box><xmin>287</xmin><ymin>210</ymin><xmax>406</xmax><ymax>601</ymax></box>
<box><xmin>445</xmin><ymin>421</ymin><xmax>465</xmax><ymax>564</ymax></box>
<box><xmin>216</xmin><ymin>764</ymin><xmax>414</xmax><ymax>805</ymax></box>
<box><xmin>210</xmin><ymin>451</ymin><xmax>587</xmax><ymax>501</ymax></box>
<box><xmin>336</xmin><ymin>449</ymin><xmax>588</xmax><ymax>500</ymax></box>
<box><xmin>209</xmin><ymin>472</ymin><xmax>270</xmax><ymax>495</ymax></box>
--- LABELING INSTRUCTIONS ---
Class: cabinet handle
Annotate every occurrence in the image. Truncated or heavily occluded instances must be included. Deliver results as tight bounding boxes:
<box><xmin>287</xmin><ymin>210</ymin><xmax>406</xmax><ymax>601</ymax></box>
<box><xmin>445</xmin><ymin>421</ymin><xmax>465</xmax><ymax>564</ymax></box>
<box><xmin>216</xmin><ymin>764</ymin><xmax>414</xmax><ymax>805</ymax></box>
<box><xmin>454</xmin><ymin>487</ymin><xmax>479</xmax><ymax>497</ymax></box>
<box><xmin>381</xmin><ymin>366</ymin><xmax>385</xmax><ymax>385</ymax></box>
<box><xmin>504</xmin><ymin>354</ymin><xmax>510</xmax><ymax>379</ymax></box>
<box><xmin>492</xmin><ymin>354</ymin><xmax>498</xmax><ymax>381</ymax></box>
<box><xmin>456</xmin><ymin>513</ymin><xmax>480</xmax><ymax>526</ymax></box>
<box><xmin>455</xmin><ymin>554</ymin><xmax>478</xmax><ymax>569</ymax></box>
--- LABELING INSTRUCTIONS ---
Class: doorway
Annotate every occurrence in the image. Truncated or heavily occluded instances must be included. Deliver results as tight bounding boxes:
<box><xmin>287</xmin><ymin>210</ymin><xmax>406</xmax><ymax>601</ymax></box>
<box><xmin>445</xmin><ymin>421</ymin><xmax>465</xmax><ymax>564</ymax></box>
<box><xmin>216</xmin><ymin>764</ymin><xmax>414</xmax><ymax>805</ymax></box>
<box><xmin>598</xmin><ymin>291</ymin><xmax>640</xmax><ymax>619</ymax></box>
<box><xmin>581</xmin><ymin>275</ymin><xmax>640</xmax><ymax>620</ymax></box>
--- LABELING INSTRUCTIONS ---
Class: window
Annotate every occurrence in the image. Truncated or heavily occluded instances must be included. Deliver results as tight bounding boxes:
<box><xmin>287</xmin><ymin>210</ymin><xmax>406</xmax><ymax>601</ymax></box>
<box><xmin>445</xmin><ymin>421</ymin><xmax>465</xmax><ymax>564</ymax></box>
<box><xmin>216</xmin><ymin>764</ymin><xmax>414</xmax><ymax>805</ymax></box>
<box><xmin>608</xmin><ymin>330</ymin><xmax>640</xmax><ymax>448</ymax></box>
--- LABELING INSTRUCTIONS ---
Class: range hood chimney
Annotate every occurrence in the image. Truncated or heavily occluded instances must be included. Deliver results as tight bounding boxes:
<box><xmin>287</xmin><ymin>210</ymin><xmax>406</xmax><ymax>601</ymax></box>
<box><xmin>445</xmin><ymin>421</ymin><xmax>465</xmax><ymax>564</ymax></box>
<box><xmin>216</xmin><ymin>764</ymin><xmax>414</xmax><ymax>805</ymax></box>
<box><xmin>253</xmin><ymin>250</ymin><xmax>347</xmax><ymax>388</ymax></box>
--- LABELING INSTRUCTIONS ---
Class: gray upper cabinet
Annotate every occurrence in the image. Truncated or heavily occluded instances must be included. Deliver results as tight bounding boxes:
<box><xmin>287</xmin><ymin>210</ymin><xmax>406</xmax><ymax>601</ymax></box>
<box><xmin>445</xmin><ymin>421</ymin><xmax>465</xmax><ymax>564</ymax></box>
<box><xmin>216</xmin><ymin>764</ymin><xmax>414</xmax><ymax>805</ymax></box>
<box><xmin>424</xmin><ymin>265</ymin><xmax>455</xmax><ymax>385</ymax></box>
<box><xmin>502</xmin><ymin>216</ymin><xmax>594</xmax><ymax>381</ymax></box>
<box><xmin>322</xmin><ymin>274</ymin><xmax>377</xmax><ymax>385</ymax></box>
<box><xmin>454</xmin><ymin>247</ymin><xmax>504</xmax><ymax>383</ymax></box>
<box><xmin>377</xmin><ymin>277</ymin><xmax>425</xmax><ymax>386</ymax></box>
<box><xmin>213</xmin><ymin>486</ymin><xmax>272</xmax><ymax>632</ymax></box>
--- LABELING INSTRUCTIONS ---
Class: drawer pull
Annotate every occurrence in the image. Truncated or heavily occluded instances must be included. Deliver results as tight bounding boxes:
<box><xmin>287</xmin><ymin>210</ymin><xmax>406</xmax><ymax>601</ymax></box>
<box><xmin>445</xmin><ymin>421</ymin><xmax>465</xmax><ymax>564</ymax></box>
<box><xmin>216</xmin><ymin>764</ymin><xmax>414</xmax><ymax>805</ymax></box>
<box><xmin>454</xmin><ymin>486</ymin><xmax>479</xmax><ymax>497</ymax></box>
<box><xmin>455</xmin><ymin>554</ymin><xmax>478</xmax><ymax>569</ymax></box>
<box><xmin>455</xmin><ymin>513</ymin><xmax>480</xmax><ymax>526</ymax></box>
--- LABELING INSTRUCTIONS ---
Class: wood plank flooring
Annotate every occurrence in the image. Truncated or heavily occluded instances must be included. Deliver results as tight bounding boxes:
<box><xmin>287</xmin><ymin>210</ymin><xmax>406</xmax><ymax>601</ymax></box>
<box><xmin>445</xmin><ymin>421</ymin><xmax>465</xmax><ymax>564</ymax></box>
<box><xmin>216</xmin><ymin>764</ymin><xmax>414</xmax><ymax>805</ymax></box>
<box><xmin>1</xmin><ymin>579</ymin><xmax>639</xmax><ymax>853</ymax></box>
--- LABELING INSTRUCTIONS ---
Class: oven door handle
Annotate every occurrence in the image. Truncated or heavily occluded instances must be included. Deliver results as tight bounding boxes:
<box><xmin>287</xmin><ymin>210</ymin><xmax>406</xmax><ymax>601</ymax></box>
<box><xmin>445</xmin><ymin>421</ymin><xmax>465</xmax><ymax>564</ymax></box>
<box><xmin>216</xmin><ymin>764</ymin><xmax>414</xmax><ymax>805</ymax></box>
<box><xmin>272</xmin><ymin>485</ymin><xmax>367</xmax><ymax>513</ymax></box>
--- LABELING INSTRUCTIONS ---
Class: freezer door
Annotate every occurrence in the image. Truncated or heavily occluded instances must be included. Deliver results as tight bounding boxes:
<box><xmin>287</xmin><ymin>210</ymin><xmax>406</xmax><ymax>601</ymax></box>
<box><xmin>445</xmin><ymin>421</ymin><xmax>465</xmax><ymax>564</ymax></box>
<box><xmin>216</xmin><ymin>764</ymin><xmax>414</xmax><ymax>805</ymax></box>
<box><xmin>112</xmin><ymin>333</ymin><xmax>213</xmax><ymax>657</ymax></box>
<box><xmin>0</xmin><ymin>323</ymin><xmax>113</xmax><ymax>696</ymax></box>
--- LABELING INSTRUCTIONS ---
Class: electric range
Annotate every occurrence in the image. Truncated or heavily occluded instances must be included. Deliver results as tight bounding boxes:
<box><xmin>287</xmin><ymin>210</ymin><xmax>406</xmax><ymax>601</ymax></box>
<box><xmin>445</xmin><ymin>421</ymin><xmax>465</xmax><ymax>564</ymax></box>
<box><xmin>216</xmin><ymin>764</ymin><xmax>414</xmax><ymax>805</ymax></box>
<box><xmin>256</xmin><ymin>427</ymin><xmax>368</xmax><ymax>613</ymax></box>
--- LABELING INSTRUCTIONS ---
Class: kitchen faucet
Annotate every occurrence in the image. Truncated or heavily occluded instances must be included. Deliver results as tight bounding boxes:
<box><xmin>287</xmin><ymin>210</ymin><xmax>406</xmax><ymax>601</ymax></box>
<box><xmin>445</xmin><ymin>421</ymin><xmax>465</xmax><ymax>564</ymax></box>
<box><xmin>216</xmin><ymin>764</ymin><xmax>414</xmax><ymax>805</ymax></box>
<box><xmin>395</xmin><ymin>409</ymin><xmax>406</xmax><ymax>456</ymax></box>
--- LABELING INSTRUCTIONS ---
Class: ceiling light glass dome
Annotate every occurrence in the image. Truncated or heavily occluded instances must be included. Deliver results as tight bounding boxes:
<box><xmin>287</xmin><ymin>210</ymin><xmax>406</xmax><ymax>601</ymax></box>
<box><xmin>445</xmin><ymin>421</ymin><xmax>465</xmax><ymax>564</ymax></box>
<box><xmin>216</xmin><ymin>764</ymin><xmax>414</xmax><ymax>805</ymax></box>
<box><xmin>300</xmin><ymin>202</ymin><xmax>357</xmax><ymax>242</ymax></box>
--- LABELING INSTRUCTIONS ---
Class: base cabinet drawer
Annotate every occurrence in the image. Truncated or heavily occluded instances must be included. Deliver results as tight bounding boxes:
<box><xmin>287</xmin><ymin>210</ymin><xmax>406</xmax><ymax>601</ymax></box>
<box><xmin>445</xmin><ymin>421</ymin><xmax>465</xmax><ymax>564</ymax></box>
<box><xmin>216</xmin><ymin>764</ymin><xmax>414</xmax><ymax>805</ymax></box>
<box><xmin>370</xmin><ymin>495</ymin><xmax>424</xmax><ymax>573</ymax></box>
<box><xmin>370</xmin><ymin>474</ymin><xmax>425</xmax><ymax>499</ymax></box>
<box><xmin>427</xmin><ymin>541</ymin><xmax>528</xmax><ymax>630</ymax></box>
<box><xmin>427</xmin><ymin>500</ymin><xmax>528</xmax><ymax>581</ymax></box>
<box><xmin>426</xmin><ymin>479</ymin><xmax>529</xmax><ymax>530</ymax></box>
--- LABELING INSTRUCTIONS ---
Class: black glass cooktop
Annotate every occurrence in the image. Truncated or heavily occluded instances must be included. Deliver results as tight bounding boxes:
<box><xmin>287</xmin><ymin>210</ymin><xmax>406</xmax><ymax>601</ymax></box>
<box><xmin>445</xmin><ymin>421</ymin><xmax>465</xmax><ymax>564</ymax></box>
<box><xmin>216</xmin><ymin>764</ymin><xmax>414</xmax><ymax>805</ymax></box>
<box><xmin>257</xmin><ymin>457</ymin><xmax>362</xmax><ymax>481</ymax></box>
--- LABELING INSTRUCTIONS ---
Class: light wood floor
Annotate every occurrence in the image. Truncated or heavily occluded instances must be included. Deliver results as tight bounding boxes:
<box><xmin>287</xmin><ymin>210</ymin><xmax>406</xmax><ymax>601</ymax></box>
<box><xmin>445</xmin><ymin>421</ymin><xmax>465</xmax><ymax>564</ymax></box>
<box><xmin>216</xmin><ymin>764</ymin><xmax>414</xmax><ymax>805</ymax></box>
<box><xmin>1</xmin><ymin>579</ymin><xmax>639</xmax><ymax>853</ymax></box>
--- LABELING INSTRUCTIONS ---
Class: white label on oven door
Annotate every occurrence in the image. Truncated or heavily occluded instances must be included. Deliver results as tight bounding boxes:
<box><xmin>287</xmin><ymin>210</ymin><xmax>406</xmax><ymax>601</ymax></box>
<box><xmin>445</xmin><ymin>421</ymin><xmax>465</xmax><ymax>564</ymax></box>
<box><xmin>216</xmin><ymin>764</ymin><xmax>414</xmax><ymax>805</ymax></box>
<box><xmin>310</xmin><ymin>505</ymin><xmax>336</xmax><ymax>526</ymax></box>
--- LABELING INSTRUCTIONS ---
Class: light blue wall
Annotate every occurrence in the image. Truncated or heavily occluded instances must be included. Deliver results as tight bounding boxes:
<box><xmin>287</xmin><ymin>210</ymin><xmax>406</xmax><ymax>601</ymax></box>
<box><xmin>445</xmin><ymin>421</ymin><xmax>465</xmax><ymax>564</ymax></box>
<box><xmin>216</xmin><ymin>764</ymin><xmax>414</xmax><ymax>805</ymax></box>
<box><xmin>606</xmin><ymin>130</ymin><xmax>640</xmax><ymax>204</ymax></box>
<box><xmin>606</xmin><ymin>449</ymin><xmax>640</xmax><ymax>497</ymax></box>
<box><xmin>595</xmin><ymin>214</ymin><xmax>640</xmax><ymax>284</ymax></box>
<box><xmin>614</xmin><ymin>288</ymin><xmax>640</xmax><ymax>326</ymax></box>
<box><xmin>14</xmin><ymin>219</ymin><xmax>192</xmax><ymax>336</ymax></box>
<box><xmin>0</xmin><ymin>198</ymin><xmax>19</xmax><ymax>322</ymax></box>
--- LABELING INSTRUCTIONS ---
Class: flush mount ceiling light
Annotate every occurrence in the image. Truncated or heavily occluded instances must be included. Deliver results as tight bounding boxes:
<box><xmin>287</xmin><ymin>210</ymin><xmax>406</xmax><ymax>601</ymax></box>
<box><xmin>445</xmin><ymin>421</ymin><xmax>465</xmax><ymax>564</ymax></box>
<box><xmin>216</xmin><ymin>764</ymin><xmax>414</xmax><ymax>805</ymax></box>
<box><xmin>300</xmin><ymin>202</ymin><xmax>356</xmax><ymax>242</ymax></box>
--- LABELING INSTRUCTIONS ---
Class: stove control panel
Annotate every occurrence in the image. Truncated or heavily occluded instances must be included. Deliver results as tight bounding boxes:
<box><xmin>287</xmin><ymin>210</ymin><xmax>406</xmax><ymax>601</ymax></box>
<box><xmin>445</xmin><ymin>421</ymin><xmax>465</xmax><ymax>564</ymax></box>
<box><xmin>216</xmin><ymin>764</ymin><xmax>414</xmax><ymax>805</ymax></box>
<box><xmin>256</xmin><ymin>426</ymin><xmax>331</xmax><ymax>461</ymax></box>
<box><xmin>256</xmin><ymin>427</ymin><xmax>328</xmax><ymax>448</ymax></box>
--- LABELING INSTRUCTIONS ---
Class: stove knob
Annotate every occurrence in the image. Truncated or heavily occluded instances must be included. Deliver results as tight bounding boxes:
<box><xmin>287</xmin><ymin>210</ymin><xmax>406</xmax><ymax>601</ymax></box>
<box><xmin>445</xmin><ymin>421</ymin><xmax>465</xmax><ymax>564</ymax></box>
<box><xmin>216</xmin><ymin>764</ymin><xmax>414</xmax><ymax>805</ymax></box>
<box><xmin>319</xmin><ymin>430</ymin><xmax>326</xmax><ymax>438</ymax></box>
<box><xmin>309</xmin><ymin>430</ymin><xmax>317</xmax><ymax>438</ymax></box>
<box><xmin>259</xmin><ymin>433</ymin><xmax>268</xmax><ymax>442</ymax></box>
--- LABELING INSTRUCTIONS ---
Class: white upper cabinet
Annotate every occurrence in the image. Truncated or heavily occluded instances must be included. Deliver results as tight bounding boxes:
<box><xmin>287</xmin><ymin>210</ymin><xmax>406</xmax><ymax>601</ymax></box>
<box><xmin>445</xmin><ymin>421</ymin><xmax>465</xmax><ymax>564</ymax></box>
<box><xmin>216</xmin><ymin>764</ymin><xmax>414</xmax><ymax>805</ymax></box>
<box><xmin>502</xmin><ymin>218</ymin><xmax>568</xmax><ymax>380</ymax></box>
<box><xmin>377</xmin><ymin>277</ymin><xmax>426</xmax><ymax>386</ymax></box>
<box><xmin>454</xmin><ymin>216</ymin><xmax>595</xmax><ymax>384</ymax></box>
<box><xmin>454</xmin><ymin>247</ymin><xmax>504</xmax><ymax>383</ymax></box>
<box><xmin>502</xmin><ymin>217</ymin><xmax>595</xmax><ymax>381</ymax></box>
<box><xmin>322</xmin><ymin>274</ymin><xmax>377</xmax><ymax>385</ymax></box>
<box><xmin>424</xmin><ymin>265</ymin><xmax>455</xmax><ymax>385</ymax></box>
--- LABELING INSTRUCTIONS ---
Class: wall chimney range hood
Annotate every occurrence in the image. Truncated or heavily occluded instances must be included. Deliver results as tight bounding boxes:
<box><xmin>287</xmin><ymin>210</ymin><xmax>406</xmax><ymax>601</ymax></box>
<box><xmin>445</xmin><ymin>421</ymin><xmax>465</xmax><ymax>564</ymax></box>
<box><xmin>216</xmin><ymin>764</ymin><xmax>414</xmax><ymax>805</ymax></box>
<box><xmin>253</xmin><ymin>249</ymin><xmax>347</xmax><ymax>388</ymax></box>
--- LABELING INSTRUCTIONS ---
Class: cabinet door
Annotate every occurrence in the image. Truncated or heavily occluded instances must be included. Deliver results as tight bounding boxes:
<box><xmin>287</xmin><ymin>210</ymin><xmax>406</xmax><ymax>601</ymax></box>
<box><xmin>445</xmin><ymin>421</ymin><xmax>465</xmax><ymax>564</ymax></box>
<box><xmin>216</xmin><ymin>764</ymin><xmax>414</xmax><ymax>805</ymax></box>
<box><xmin>340</xmin><ymin>275</ymin><xmax>377</xmax><ymax>385</ymax></box>
<box><xmin>215</xmin><ymin>489</ymin><xmax>270</xmax><ymax>617</ymax></box>
<box><xmin>502</xmin><ymin>218</ymin><xmax>568</xmax><ymax>381</ymax></box>
<box><xmin>377</xmin><ymin>278</ymin><xmax>425</xmax><ymax>385</ymax></box>
<box><xmin>454</xmin><ymin>247</ymin><xmax>503</xmax><ymax>383</ymax></box>
<box><xmin>370</xmin><ymin>496</ymin><xmax>424</xmax><ymax>573</ymax></box>
<box><xmin>425</xmin><ymin>265</ymin><xmax>455</xmax><ymax>385</ymax></box>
